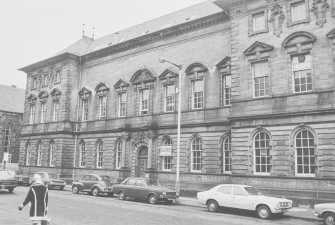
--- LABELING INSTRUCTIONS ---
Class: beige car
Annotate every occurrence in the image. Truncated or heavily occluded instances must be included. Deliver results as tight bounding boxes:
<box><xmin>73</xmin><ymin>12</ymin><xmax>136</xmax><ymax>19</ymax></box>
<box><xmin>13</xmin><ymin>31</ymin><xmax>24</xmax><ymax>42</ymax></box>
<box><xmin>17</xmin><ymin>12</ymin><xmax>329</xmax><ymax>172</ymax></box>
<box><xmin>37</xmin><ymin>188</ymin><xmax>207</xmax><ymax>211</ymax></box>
<box><xmin>314</xmin><ymin>203</ymin><xmax>335</xmax><ymax>225</ymax></box>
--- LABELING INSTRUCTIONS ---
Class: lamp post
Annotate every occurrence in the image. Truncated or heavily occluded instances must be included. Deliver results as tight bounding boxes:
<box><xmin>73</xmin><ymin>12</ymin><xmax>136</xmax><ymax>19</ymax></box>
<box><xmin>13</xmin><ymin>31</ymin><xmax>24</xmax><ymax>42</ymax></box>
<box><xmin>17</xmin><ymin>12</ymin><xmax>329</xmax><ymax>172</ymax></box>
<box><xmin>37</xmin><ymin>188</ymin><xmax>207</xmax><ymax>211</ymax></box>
<box><xmin>159</xmin><ymin>58</ymin><xmax>182</xmax><ymax>194</ymax></box>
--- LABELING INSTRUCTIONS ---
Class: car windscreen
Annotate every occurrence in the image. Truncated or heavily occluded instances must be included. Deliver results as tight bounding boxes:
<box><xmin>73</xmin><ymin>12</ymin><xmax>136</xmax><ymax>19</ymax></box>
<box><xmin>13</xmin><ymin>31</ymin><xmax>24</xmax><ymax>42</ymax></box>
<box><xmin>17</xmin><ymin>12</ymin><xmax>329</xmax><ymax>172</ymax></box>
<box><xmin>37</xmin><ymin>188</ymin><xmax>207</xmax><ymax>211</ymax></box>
<box><xmin>0</xmin><ymin>171</ymin><xmax>13</xmax><ymax>179</ymax></box>
<box><xmin>48</xmin><ymin>173</ymin><xmax>58</xmax><ymax>179</ymax></box>
<box><xmin>100</xmin><ymin>176</ymin><xmax>110</xmax><ymax>181</ymax></box>
<box><xmin>244</xmin><ymin>187</ymin><xmax>262</xmax><ymax>195</ymax></box>
<box><xmin>145</xmin><ymin>179</ymin><xmax>161</xmax><ymax>186</ymax></box>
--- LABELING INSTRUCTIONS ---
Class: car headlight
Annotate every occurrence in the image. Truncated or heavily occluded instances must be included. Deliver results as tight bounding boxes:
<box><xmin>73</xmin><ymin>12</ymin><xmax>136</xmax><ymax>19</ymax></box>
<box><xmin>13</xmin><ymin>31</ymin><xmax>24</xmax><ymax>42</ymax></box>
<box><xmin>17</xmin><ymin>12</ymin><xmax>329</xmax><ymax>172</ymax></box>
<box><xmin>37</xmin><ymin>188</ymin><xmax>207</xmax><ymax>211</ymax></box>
<box><xmin>276</xmin><ymin>203</ymin><xmax>280</xmax><ymax>209</ymax></box>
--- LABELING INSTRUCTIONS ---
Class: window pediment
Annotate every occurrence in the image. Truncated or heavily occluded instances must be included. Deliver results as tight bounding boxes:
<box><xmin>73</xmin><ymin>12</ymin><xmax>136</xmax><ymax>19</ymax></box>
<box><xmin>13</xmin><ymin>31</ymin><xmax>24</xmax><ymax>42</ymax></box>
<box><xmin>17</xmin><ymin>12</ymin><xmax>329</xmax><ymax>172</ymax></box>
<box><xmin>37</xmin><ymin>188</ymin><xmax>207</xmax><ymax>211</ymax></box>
<box><xmin>158</xmin><ymin>69</ymin><xmax>178</xmax><ymax>80</ymax></box>
<box><xmin>185</xmin><ymin>63</ymin><xmax>208</xmax><ymax>75</ymax></box>
<box><xmin>95</xmin><ymin>82</ymin><xmax>109</xmax><ymax>96</ymax></box>
<box><xmin>114</xmin><ymin>79</ymin><xmax>130</xmax><ymax>92</ymax></box>
<box><xmin>27</xmin><ymin>94</ymin><xmax>37</xmax><ymax>104</ymax></box>
<box><xmin>78</xmin><ymin>87</ymin><xmax>92</xmax><ymax>96</ymax></box>
<box><xmin>38</xmin><ymin>91</ymin><xmax>49</xmax><ymax>102</ymax></box>
<box><xmin>216</xmin><ymin>57</ymin><xmax>231</xmax><ymax>75</ymax></box>
<box><xmin>282</xmin><ymin>31</ymin><xmax>316</xmax><ymax>48</ymax></box>
<box><xmin>50</xmin><ymin>88</ymin><xmax>61</xmax><ymax>101</ymax></box>
<box><xmin>130</xmin><ymin>69</ymin><xmax>156</xmax><ymax>85</ymax></box>
<box><xmin>244</xmin><ymin>41</ymin><xmax>274</xmax><ymax>56</ymax></box>
<box><xmin>326</xmin><ymin>28</ymin><xmax>335</xmax><ymax>39</ymax></box>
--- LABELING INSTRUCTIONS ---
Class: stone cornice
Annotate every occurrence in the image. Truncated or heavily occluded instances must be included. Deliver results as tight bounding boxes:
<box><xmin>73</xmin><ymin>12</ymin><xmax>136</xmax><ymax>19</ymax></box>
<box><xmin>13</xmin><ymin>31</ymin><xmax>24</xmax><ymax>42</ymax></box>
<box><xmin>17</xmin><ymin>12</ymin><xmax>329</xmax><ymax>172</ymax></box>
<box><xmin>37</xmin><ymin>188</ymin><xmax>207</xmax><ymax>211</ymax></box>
<box><xmin>82</xmin><ymin>12</ymin><xmax>228</xmax><ymax>63</ymax></box>
<box><xmin>19</xmin><ymin>52</ymin><xmax>80</xmax><ymax>73</ymax></box>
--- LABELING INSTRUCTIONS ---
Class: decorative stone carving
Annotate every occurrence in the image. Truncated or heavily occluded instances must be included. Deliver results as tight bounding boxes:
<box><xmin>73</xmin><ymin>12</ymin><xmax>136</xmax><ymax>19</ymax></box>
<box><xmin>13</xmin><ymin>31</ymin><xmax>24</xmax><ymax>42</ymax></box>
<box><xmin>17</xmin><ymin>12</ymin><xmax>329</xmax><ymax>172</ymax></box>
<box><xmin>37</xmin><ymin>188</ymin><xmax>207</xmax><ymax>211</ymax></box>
<box><xmin>50</xmin><ymin>88</ymin><xmax>61</xmax><ymax>101</ymax></box>
<box><xmin>269</xmin><ymin>0</ymin><xmax>285</xmax><ymax>37</ymax></box>
<box><xmin>311</xmin><ymin>0</ymin><xmax>329</xmax><ymax>27</ymax></box>
<box><xmin>130</xmin><ymin>69</ymin><xmax>156</xmax><ymax>85</ymax></box>
<box><xmin>78</xmin><ymin>87</ymin><xmax>92</xmax><ymax>99</ymax></box>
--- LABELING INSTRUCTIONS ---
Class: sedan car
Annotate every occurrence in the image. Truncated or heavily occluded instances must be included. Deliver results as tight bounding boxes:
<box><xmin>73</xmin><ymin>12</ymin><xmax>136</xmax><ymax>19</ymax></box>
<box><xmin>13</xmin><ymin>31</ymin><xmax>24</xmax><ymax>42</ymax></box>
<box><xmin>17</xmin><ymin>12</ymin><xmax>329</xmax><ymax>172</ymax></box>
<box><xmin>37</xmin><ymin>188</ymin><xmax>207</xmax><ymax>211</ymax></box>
<box><xmin>197</xmin><ymin>184</ymin><xmax>292</xmax><ymax>219</ymax></box>
<box><xmin>33</xmin><ymin>172</ymin><xmax>66</xmax><ymax>190</ymax></box>
<box><xmin>71</xmin><ymin>174</ymin><xmax>116</xmax><ymax>197</ymax></box>
<box><xmin>0</xmin><ymin>170</ymin><xmax>19</xmax><ymax>193</ymax></box>
<box><xmin>113</xmin><ymin>177</ymin><xmax>178</xmax><ymax>204</ymax></box>
<box><xmin>314</xmin><ymin>203</ymin><xmax>335</xmax><ymax>225</ymax></box>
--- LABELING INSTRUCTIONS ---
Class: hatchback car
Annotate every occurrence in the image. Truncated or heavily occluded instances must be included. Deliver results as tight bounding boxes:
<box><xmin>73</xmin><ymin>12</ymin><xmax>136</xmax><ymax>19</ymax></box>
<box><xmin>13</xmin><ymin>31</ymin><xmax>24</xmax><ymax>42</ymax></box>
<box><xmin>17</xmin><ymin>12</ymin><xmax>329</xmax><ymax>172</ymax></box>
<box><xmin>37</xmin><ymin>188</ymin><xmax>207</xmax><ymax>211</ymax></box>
<box><xmin>314</xmin><ymin>203</ymin><xmax>335</xmax><ymax>225</ymax></box>
<box><xmin>33</xmin><ymin>172</ymin><xmax>66</xmax><ymax>190</ymax></box>
<box><xmin>197</xmin><ymin>184</ymin><xmax>292</xmax><ymax>219</ymax></box>
<box><xmin>113</xmin><ymin>177</ymin><xmax>178</xmax><ymax>204</ymax></box>
<box><xmin>72</xmin><ymin>174</ymin><xmax>116</xmax><ymax>197</ymax></box>
<box><xmin>0</xmin><ymin>170</ymin><xmax>19</xmax><ymax>193</ymax></box>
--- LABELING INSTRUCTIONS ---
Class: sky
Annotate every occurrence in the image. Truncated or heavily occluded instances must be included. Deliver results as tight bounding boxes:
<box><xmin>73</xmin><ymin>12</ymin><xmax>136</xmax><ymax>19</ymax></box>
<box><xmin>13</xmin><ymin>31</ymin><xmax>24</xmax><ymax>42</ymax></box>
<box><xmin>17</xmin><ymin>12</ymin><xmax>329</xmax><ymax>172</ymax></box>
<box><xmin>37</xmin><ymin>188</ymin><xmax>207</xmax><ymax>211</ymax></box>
<box><xmin>0</xmin><ymin>0</ymin><xmax>206</xmax><ymax>89</ymax></box>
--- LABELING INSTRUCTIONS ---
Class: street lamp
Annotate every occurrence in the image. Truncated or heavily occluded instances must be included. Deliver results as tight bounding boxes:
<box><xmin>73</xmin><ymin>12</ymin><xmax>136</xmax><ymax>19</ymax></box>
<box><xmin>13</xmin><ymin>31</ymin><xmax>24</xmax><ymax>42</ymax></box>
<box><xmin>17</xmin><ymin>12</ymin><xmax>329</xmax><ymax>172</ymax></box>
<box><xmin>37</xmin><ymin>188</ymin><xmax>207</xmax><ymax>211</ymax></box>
<box><xmin>159</xmin><ymin>58</ymin><xmax>182</xmax><ymax>195</ymax></box>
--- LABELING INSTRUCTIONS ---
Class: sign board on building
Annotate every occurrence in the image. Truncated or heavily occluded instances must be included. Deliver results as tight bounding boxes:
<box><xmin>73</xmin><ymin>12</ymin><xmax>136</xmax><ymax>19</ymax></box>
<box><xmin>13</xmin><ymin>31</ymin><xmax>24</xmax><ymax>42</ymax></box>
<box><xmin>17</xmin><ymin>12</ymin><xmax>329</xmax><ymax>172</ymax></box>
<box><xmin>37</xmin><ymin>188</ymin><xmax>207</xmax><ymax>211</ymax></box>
<box><xmin>3</xmin><ymin>152</ymin><xmax>8</xmax><ymax>161</ymax></box>
<box><xmin>160</xmin><ymin>146</ymin><xmax>172</xmax><ymax>156</ymax></box>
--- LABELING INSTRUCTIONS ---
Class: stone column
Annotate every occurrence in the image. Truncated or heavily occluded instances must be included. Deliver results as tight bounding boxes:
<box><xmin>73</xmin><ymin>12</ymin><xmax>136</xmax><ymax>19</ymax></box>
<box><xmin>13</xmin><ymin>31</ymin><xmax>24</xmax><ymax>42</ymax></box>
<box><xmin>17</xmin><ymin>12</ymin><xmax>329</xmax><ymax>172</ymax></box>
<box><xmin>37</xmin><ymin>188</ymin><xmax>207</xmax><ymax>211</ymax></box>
<box><xmin>121</xmin><ymin>138</ymin><xmax>126</xmax><ymax>168</ymax></box>
<box><xmin>147</xmin><ymin>138</ymin><xmax>152</xmax><ymax>169</ymax></box>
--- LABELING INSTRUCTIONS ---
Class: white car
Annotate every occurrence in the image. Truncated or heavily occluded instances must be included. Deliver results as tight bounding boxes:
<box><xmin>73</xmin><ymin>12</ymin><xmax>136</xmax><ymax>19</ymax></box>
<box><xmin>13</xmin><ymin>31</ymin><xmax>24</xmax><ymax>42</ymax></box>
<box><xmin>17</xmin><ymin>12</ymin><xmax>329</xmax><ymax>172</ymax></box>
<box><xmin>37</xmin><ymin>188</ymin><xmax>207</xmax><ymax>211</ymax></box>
<box><xmin>314</xmin><ymin>203</ymin><xmax>335</xmax><ymax>225</ymax></box>
<box><xmin>197</xmin><ymin>184</ymin><xmax>292</xmax><ymax>219</ymax></box>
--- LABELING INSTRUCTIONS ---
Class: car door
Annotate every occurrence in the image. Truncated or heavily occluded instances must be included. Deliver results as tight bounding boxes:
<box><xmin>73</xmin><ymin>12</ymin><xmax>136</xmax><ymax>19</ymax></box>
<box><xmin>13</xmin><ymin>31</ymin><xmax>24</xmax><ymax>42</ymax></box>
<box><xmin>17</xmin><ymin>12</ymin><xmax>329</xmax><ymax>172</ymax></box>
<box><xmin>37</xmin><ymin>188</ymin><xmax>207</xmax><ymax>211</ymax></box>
<box><xmin>231</xmin><ymin>186</ymin><xmax>251</xmax><ymax>210</ymax></box>
<box><xmin>124</xmin><ymin>178</ymin><xmax>136</xmax><ymax>197</ymax></box>
<box><xmin>82</xmin><ymin>175</ymin><xmax>91</xmax><ymax>191</ymax></box>
<box><xmin>134</xmin><ymin>179</ymin><xmax>147</xmax><ymax>199</ymax></box>
<box><xmin>215</xmin><ymin>185</ymin><xmax>233</xmax><ymax>207</ymax></box>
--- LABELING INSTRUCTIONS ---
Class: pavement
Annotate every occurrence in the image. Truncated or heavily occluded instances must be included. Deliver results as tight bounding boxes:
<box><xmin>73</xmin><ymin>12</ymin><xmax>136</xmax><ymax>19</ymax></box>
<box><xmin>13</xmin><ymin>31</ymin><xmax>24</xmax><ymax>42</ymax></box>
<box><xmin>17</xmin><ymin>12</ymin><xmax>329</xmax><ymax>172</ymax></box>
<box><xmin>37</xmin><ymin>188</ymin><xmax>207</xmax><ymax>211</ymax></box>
<box><xmin>62</xmin><ymin>185</ymin><xmax>318</xmax><ymax>222</ymax></box>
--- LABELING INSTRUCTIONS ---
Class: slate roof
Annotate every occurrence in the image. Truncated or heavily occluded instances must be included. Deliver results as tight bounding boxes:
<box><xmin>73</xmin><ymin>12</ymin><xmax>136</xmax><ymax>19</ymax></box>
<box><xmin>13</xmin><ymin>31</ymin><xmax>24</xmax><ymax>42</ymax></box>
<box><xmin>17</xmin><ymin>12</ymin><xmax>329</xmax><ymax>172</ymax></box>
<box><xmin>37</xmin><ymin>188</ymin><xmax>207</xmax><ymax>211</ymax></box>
<box><xmin>0</xmin><ymin>84</ymin><xmax>25</xmax><ymax>113</ymax></box>
<box><xmin>56</xmin><ymin>0</ymin><xmax>223</xmax><ymax>56</ymax></box>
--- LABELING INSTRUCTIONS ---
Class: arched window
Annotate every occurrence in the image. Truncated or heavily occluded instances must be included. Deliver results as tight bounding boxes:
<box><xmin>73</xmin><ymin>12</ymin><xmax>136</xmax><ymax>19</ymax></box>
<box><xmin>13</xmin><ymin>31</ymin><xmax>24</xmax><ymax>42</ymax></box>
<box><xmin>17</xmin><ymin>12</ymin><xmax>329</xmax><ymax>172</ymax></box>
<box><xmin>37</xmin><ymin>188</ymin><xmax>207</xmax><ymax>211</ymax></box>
<box><xmin>191</xmin><ymin>137</ymin><xmax>202</xmax><ymax>172</ymax></box>
<box><xmin>222</xmin><ymin>136</ymin><xmax>231</xmax><ymax>173</ymax></box>
<box><xmin>162</xmin><ymin>138</ymin><xmax>172</xmax><ymax>171</ymax></box>
<box><xmin>25</xmin><ymin>143</ymin><xmax>31</xmax><ymax>166</ymax></box>
<box><xmin>254</xmin><ymin>132</ymin><xmax>271</xmax><ymax>175</ymax></box>
<box><xmin>79</xmin><ymin>141</ymin><xmax>86</xmax><ymax>167</ymax></box>
<box><xmin>295</xmin><ymin>130</ymin><xmax>316</xmax><ymax>176</ymax></box>
<box><xmin>97</xmin><ymin>141</ymin><xmax>103</xmax><ymax>168</ymax></box>
<box><xmin>115</xmin><ymin>141</ymin><xmax>122</xmax><ymax>169</ymax></box>
<box><xmin>37</xmin><ymin>142</ymin><xmax>42</xmax><ymax>166</ymax></box>
<box><xmin>3</xmin><ymin>125</ymin><xmax>11</xmax><ymax>153</ymax></box>
<box><xmin>49</xmin><ymin>141</ymin><xmax>55</xmax><ymax>167</ymax></box>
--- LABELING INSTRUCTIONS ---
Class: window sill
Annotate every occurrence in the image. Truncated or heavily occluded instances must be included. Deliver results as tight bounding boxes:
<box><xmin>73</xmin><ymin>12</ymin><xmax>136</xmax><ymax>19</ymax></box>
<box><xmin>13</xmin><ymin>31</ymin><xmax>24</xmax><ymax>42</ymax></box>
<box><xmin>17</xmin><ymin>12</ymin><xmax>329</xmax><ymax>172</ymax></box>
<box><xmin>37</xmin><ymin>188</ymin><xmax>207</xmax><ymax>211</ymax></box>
<box><xmin>288</xmin><ymin>19</ymin><xmax>311</xmax><ymax>27</ymax></box>
<box><xmin>249</xmin><ymin>29</ymin><xmax>268</xmax><ymax>37</ymax></box>
<box><xmin>253</xmin><ymin>95</ymin><xmax>271</xmax><ymax>99</ymax></box>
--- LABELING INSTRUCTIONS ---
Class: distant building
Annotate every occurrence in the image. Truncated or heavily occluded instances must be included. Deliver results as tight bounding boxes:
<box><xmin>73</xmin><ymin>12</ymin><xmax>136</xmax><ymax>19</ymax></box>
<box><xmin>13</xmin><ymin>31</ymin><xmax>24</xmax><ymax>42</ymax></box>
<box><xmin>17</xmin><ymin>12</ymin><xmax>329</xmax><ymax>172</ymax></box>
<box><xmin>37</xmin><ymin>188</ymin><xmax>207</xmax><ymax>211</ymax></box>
<box><xmin>18</xmin><ymin>0</ymin><xmax>335</xmax><ymax>197</ymax></box>
<box><xmin>0</xmin><ymin>84</ymin><xmax>25</xmax><ymax>168</ymax></box>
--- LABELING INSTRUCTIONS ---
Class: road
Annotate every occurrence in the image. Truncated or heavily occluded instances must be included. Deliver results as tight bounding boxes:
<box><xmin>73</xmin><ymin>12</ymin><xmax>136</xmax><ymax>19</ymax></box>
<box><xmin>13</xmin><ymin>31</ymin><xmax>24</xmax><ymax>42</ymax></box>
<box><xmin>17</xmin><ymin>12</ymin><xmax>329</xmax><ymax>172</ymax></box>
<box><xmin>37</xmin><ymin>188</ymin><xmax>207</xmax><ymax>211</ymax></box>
<box><xmin>0</xmin><ymin>187</ymin><xmax>323</xmax><ymax>225</ymax></box>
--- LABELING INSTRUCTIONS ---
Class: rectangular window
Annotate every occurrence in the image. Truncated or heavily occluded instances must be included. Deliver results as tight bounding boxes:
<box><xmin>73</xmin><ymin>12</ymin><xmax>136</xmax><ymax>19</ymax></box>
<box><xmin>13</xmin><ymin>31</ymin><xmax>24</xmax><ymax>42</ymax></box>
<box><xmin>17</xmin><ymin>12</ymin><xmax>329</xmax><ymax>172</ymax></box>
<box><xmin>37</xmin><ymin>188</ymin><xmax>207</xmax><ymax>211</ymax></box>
<box><xmin>29</xmin><ymin>105</ymin><xmax>35</xmax><ymax>124</ymax></box>
<box><xmin>140</xmin><ymin>89</ymin><xmax>149</xmax><ymax>115</ymax></box>
<box><xmin>252</xmin><ymin>12</ymin><xmax>265</xmax><ymax>32</ymax></box>
<box><xmin>55</xmin><ymin>70</ymin><xmax>61</xmax><ymax>83</ymax></box>
<box><xmin>40</xmin><ymin>103</ymin><xmax>46</xmax><ymax>123</ymax></box>
<box><xmin>118</xmin><ymin>93</ymin><xmax>127</xmax><ymax>117</ymax></box>
<box><xmin>52</xmin><ymin>101</ymin><xmax>59</xmax><ymax>122</ymax></box>
<box><xmin>164</xmin><ymin>84</ymin><xmax>175</xmax><ymax>112</ymax></box>
<box><xmin>222</xmin><ymin>75</ymin><xmax>231</xmax><ymax>106</ymax></box>
<box><xmin>80</xmin><ymin>143</ymin><xmax>86</xmax><ymax>167</ymax></box>
<box><xmin>291</xmin><ymin>1</ymin><xmax>307</xmax><ymax>22</ymax></box>
<box><xmin>32</xmin><ymin>77</ymin><xmax>37</xmax><ymax>90</ymax></box>
<box><xmin>192</xmin><ymin>79</ymin><xmax>204</xmax><ymax>109</ymax></box>
<box><xmin>98</xmin><ymin>96</ymin><xmax>107</xmax><ymax>119</ymax></box>
<box><xmin>162</xmin><ymin>157</ymin><xmax>172</xmax><ymax>171</ymax></box>
<box><xmin>81</xmin><ymin>99</ymin><xmax>89</xmax><ymax>121</ymax></box>
<box><xmin>252</xmin><ymin>61</ymin><xmax>270</xmax><ymax>98</ymax></box>
<box><xmin>292</xmin><ymin>54</ymin><xmax>312</xmax><ymax>93</ymax></box>
<box><xmin>37</xmin><ymin>145</ymin><xmax>42</xmax><ymax>166</ymax></box>
<box><xmin>43</xmin><ymin>74</ymin><xmax>48</xmax><ymax>86</ymax></box>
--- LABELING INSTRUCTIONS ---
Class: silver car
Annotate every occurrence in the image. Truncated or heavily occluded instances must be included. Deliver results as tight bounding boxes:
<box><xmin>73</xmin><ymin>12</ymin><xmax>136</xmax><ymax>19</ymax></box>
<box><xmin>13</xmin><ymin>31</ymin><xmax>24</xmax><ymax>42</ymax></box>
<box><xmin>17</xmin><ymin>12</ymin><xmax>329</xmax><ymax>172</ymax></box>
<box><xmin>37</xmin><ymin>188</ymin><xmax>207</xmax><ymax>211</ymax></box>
<box><xmin>314</xmin><ymin>203</ymin><xmax>335</xmax><ymax>225</ymax></box>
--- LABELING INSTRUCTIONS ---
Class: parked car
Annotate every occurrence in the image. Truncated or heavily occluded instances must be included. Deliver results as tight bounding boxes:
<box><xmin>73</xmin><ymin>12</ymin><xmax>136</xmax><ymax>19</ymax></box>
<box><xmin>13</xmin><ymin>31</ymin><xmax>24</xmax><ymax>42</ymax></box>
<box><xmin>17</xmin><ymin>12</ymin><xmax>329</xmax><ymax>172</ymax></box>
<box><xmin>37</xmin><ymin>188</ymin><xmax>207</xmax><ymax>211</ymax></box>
<box><xmin>314</xmin><ymin>203</ymin><xmax>335</xmax><ymax>225</ymax></box>
<box><xmin>0</xmin><ymin>170</ymin><xmax>19</xmax><ymax>193</ymax></box>
<box><xmin>71</xmin><ymin>174</ymin><xmax>117</xmax><ymax>197</ymax></box>
<box><xmin>197</xmin><ymin>184</ymin><xmax>292</xmax><ymax>219</ymax></box>
<box><xmin>112</xmin><ymin>177</ymin><xmax>179</xmax><ymax>204</ymax></box>
<box><xmin>33</xmin><ymin>172</ymin><xmax>66</xmax><ymax>190</ymax></box>
<box><xmin>8</xmin><ymin>171</ymin><xmax>30</xmax><ymax>186</ymax></box>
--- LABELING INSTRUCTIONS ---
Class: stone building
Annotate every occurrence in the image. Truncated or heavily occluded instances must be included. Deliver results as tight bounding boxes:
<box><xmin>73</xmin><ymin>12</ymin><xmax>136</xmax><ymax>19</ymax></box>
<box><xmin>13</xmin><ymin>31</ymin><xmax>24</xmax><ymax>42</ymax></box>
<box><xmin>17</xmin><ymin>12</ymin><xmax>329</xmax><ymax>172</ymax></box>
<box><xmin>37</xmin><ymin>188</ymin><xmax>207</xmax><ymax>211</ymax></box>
<box><xmin>0</xmin><ymin>84</ymin><xmax>25</xmax><ymax>168</ymax></box>
<box><xmin>19</xmin><ymin>0</ymin><xmax>335</xmax><ymax>197</ymax></box>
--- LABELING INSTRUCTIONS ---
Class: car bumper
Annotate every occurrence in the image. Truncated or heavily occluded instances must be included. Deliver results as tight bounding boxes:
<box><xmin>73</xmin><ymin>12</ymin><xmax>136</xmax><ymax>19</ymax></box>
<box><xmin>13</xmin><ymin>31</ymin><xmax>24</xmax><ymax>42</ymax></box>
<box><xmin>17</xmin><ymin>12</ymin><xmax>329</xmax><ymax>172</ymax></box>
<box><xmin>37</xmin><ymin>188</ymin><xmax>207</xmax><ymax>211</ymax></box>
<box><xmin>0</xmin><ymin>184</ymin><xmax>18</xmax><ymax>189</ymax></box>
<box><xmin>272</xmin><ymin>207</ymin><xmax>292</xmax><ymax>214</ymax></box>
<box><xmin>158</xmin><ymin>194</ymin><xmax>179</xmax><ymax>200</ymax></box>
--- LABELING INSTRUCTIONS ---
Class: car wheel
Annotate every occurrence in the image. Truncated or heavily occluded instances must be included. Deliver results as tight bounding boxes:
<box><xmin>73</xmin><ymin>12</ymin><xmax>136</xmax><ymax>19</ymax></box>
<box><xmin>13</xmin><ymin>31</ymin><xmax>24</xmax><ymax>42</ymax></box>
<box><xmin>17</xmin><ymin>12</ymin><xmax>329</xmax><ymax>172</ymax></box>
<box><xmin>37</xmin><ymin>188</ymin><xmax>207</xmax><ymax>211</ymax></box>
<box><xmin>207</xmin><ymin>200</ymin><xmax>218</xmax><ymax>212</ymax></box>
<box><xmin>8</xmin><ymin>188</ymin><xmax>14</xmax><ymax>193</ymax></box>
<box><xmin>118</xmin><ymin>191</ymin><xmax>126</xmax><ymax>200</ymax></box>
<box><xmin>257</xmin><ymin>205</ymin><xmax>272</xmax><ymax>219</ymax></box>
<box><xmin>148</xmin><ymin>194</ymin><xmax>158</xmax><ymax>204</ymax></box>
<box><xmin>323</xmin><ymin>212</ymin><xmax>335</xmax><ymax>225</ymax></box>
<box><xmin>91</xmin><ymin>187</ymin><xmax>99</xmax><ymax>197</ymax></box>
<box><xmin>72</xmin><ymin>186</ymin><xmax>79</xmax><ymax>194</ymax></box>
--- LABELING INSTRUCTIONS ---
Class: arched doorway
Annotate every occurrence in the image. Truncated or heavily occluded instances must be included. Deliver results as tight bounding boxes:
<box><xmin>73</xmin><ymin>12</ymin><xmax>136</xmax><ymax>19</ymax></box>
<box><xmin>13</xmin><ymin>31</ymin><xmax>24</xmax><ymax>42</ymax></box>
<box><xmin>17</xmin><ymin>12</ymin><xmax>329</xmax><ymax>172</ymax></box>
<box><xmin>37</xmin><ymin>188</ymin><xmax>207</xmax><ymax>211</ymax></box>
<box><xmin>136</xmin><ymin>146</ymin><xmax>148</xmax><ymax>177</ymax></box>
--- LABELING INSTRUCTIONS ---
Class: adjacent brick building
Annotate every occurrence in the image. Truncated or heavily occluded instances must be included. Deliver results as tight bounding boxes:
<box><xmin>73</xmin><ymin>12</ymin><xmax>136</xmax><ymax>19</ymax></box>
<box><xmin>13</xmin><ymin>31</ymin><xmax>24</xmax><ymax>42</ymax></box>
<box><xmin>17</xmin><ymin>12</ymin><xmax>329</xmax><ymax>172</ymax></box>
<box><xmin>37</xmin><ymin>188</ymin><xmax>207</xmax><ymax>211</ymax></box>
<box><xmin>0</xmin><ymin>84</ymin><xmax>25</xmax><ymax>168</ymax></box>
<box><xmin>19</xmin><ymin>0</ymin><xmax>335</xmax><ymax>198</ymax></box>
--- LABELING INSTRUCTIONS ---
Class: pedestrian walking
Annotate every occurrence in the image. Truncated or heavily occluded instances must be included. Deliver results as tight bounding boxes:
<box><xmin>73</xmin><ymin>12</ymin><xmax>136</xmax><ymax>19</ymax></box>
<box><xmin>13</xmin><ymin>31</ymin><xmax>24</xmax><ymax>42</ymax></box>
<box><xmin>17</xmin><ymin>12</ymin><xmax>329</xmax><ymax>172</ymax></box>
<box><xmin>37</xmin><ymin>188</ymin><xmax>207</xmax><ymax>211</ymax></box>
<box><xmin>19</xmin><ymin>174</ymin><xmax>50</xmax><ymax>225</ymax></box>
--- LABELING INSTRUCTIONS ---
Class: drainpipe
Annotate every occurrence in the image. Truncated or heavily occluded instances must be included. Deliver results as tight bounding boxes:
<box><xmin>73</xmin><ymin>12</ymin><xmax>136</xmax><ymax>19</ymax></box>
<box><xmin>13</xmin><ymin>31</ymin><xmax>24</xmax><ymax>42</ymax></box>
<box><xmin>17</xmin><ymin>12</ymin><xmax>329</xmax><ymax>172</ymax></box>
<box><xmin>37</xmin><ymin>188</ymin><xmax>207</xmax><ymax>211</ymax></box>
<box><xmin>72</xmin><ymin>56</ymin><xmax>83</xmax><ymax>180</ymax></box>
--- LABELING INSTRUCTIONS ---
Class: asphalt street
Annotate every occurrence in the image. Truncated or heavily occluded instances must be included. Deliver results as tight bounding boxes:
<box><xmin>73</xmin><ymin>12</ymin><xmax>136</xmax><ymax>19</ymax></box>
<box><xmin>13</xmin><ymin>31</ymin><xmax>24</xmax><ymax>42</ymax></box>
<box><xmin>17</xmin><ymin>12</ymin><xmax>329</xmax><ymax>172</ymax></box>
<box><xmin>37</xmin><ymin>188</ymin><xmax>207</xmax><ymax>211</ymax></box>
<box><xmin>0</xmin><ymin>187</ymin><xmax>324</xmax><ymax>225</ymax></box>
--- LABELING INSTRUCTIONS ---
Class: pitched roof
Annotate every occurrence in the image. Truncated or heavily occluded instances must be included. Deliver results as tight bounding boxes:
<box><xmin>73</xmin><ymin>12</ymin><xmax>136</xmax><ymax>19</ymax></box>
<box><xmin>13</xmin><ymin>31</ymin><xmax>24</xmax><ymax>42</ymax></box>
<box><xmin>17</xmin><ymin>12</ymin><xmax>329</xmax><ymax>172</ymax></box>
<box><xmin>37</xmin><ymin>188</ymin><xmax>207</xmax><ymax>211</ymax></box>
<box><xmin>56</xmin><ymin>36</ymin><xmax>94</xmax><ymax>56</ymax></box>
<box><xmin>0</xmin><ymin>84</ymin><xmax>25</xmax><ymax>113</ymax></box>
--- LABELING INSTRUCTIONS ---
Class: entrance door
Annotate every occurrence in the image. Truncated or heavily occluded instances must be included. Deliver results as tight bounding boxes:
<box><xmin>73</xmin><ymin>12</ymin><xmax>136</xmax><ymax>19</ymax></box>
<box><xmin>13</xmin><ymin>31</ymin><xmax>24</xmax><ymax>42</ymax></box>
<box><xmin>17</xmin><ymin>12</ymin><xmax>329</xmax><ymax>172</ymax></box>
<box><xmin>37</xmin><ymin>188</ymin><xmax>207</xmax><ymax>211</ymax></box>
<box><xmin>136</xmin><ymin>147</ymin><xmax>148</xmax><ymax>177</ymax></box>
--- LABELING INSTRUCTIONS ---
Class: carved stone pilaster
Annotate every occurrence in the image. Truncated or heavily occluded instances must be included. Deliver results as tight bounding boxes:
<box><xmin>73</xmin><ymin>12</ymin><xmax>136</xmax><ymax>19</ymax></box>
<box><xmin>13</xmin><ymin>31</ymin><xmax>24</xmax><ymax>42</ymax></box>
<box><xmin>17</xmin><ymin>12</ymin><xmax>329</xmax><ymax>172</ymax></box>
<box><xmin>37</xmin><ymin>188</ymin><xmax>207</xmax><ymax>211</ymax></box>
<box><xmin>311</xmin><ymin>0</ymin><xmax>330</xmax><ymax>27</ymax></box>
<box><xmin>269</xmin><ymin>0</ymin><xmax>285</xmax><ymax>37</ymax></box>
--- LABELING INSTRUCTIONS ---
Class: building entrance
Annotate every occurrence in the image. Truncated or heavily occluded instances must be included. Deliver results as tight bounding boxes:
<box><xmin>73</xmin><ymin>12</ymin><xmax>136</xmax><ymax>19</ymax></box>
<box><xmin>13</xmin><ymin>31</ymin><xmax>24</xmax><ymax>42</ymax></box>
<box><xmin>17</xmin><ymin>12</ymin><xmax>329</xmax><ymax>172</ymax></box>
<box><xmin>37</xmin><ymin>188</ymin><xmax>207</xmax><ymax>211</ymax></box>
<box><xmin>136</xmin><ymin>146</ymin><xmax>148</xmax><ymax>177</ymax></box>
